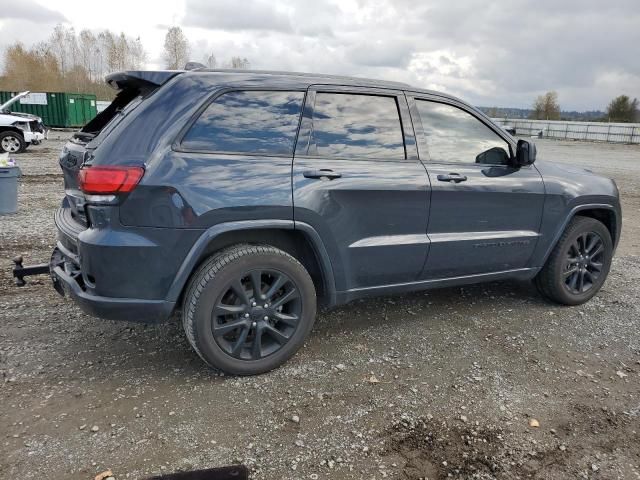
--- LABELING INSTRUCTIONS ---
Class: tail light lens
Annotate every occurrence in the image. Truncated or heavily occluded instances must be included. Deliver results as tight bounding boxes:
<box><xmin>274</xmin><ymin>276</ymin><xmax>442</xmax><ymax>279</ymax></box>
<box><xmin>78</xmin><ymin>166</ymin><xmax>144</xmax><ymax>194</ymax></box>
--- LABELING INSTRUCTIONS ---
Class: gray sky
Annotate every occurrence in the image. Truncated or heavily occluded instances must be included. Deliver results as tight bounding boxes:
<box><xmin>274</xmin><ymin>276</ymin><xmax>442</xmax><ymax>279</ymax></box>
<box><xmin>0</xmin><ymin>0</ymin><xmax>638</xmax><ymax>110</ymax></box>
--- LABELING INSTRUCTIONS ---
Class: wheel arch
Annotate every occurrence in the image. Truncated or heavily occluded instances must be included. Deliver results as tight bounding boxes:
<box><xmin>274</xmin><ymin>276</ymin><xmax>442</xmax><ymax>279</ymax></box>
<box><xmin>0</xmin><ymin>126</ymin><xmax>25</xmax><ymax>137</ymax></box>
<box><xmin>575</xmin><ymin>208</ymin><xmax>618</xmax><ymax>247</ymax></box>
<box><xmin>167</xmin><ymin>220</ymin><xmax>336</xmax><ymax>308</ymax></box>
<box><xmin>541</xmin><ymin>203</ymin><xmax>620</xmax><ymax>266</ymax></box>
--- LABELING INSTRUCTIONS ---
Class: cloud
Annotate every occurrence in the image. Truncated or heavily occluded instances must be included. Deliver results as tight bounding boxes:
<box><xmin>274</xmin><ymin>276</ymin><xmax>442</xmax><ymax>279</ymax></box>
<box><xmin>183</xmin><ymin>0</ymin><xmax>292</xmax><ymax>32</ymax></box>
<box><xmin>346</xmin><ymin>39</ymin><xmax>414</xmax><ymax>68</ymax></box>
<box><xmin>3</xmin><ymin>0</ymin><xmax>639</xmax><ymax>110</ymax></box>
<box><xmin>0</xmin><ymin>0</ymin><xmax>66</xmax><ymax>23</ymax></box>
<box><xmin>167</xmin><ymin>0</ymin><xmax>640</xmax><ymax>109</ymax></box>
<box><xmin>0</xmin><ymin>0</ymin><xmax>67</xmax><ymax>59</ymax></box>
<box><xmin>396</xmin><ymin>0</ymin><xmax>640</xmax><ymax>108</ymax></box>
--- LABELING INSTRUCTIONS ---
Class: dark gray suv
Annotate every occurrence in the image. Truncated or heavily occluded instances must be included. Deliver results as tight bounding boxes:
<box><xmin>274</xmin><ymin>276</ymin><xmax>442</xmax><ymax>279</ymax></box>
<box><xmin>51</xmin><ymin>69</ymin><xmax>621</xmax><ymax>374</ymax></box>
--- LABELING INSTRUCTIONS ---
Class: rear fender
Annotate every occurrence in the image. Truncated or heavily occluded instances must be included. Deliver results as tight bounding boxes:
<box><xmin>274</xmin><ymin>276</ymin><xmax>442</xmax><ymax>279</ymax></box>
<box><xmin>165</xmin><ymin>220</ymin><xmax>337</xmax><ymax>306</ymax></box>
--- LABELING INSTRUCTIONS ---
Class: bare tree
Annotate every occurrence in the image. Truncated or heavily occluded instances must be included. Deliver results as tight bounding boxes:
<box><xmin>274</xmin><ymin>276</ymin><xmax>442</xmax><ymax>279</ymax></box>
<box><xmin>229</xmin><ymin>56</ymin><xmax>250</xmax><ymax>69</ymax></box>
<box><xmin>203</xmin><ymin>52</ymin><xmax>217</xmax><ymax>69</ymax></box>
<box><xmin>95</xmin><ymin>31</ymin><xmax>110</xmax><ymax>79</ymax></box>
<box><xmin>0</xmin><ymin>25</ymin><xmax>148</xmax><ymax>99</ymax></box>
<box><xmin>0</xmin><ymin>25</ymin><xmax>248</xmax><ymax>98</ymax></box>
<box><xmin>78</xmin><ymin>30</ymin><xmax>97</xmax><ymax>83</ymax></box>
<box><xmin>66</xmin><ymin>27</ymin><xmax>81</xmax><ymax>91</ymax></box>
<box><xmin>129</xmin><ymin>36</ymin><xmax>147</xmax><ymax>69</ymax></box>
<box><xmin>0</xmin><ymin>42</ymin><xmax>62</xmax><ymax>91</ymax></box>
<box><xmin>530</xmin><ymin>91</ymin><xmax>561</xmax><ymax>120</ymax></box>
<box><xmin>48</xmin><ymin>24</ymin><xmax>69</xmax><ymax>77</ymax></box>
<box><xmin>163</xmin><ymin>27</ymin><xmax>189</xmax><ymax>69</ymax></box>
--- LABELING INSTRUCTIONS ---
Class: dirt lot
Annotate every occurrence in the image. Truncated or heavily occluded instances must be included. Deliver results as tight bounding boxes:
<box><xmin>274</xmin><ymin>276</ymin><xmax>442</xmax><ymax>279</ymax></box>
<box><xmin>1</xmin><ymin>135</ymin><xmax>639</xmax><ymax>480</ymax></box>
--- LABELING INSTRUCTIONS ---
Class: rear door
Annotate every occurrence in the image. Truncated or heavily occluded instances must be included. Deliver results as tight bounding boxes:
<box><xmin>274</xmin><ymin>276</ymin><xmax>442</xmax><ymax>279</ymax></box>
<box><xmin>409</xmin><ymin>95</ymin><xmax>545</xmax><ymax>279</ymax></box>
<box><xmin>292</xmin><ymin>86</ymin><xmax>430</xmax><ymax>291</ymax></box>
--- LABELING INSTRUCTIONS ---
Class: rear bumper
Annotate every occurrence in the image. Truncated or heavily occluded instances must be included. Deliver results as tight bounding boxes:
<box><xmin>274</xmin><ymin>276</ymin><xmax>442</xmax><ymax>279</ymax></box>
<box><xmin>51</xmin><ymin>243</ymin><xmax>175</xmax><ymax>323</ymax></box>
<box><xmin>53</xmin><ymin>204</ymin><xmax>184</xmax><ymax>324</ymax></box>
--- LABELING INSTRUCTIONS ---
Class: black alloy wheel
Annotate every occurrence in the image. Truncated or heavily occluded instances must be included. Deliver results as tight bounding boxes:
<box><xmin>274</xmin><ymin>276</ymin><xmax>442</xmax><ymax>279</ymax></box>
<box><xmin>535</xmin><ymin>216</ymin><xmax>612</xmax><ymax>306</ymax></box>
<box><xmin>563</xmin><ymin>232</ymin><xmax>605</xmax><ymax>294</ymax></box>
<box><xmin>212</xmin><ymin>269</ymin><xmax>302</xmax><ymax>360</ymax></box>
<box><xmin>182</xmin><ymin>244</ymin><xmax>317</xmax><ymax>375</ymax></box>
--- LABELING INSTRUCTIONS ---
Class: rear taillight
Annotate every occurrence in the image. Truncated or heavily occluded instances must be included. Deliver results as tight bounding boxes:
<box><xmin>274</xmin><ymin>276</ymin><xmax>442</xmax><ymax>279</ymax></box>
<box><xmin>78</xmin><ymin>166</ymin><xmax>144</xmax><ymax>194</ymax></box>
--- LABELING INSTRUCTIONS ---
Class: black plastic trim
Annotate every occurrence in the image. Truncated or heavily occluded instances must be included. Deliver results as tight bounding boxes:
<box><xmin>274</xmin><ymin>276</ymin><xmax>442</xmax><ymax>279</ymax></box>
<box><xmin>52</xmin><ymin>263</ymin><xmax>175</xmax><ymax>323</ymax></box>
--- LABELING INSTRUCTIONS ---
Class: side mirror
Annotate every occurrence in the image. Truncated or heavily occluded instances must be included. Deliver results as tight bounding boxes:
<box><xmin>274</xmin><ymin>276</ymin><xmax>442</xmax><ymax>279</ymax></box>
<box><xmin>515</xmin><ymin>139</ymin><xmax>536</xmax><ymax>166</ymax></box>
<box><xmin>476</xmin><ymin>146</ymin><xmax>510</xmax><ymax>165</ymax></box>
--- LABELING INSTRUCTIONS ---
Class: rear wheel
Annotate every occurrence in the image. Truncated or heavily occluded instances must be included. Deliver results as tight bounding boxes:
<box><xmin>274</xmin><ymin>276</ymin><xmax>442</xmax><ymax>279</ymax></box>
<box><xmin>0</xmin><ymin>131</ymin><xmax>25</xmax><ymax>153</ymax></box>
<box><xmin>535</xmin><ymin>216</ymin><xmax>613</xmax><ymax>305</ymax></box>
<box><xmin>182</xmin><ymin>244</ymin><xmax>317</xmax><ymax>375</ymax></box>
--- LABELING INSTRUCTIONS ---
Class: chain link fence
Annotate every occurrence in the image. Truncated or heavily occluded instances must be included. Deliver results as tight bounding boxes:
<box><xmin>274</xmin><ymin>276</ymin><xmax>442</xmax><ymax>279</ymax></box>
<box><xmin>491</xmin><ymin>118</ymin><xmax>640</xmax><ymax>144</ymax></box>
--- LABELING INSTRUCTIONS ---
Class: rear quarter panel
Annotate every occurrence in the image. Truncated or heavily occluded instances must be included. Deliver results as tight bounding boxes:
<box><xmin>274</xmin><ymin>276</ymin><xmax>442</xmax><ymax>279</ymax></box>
<box><xmin>121</xmin><ymin>149</ymin><xmax>293</xmax><ymax>228</ymax></box>
<box><xmin>92</xmin><ymin>74</ymin><xmax>294</xmax><ymax>228</ymax></box>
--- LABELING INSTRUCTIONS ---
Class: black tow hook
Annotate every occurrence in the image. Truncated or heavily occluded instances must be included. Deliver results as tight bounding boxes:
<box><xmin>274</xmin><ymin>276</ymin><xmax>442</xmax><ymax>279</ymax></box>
<box><xmin>12</xmin><ymin>256</ymin><xmax>49</xmax><ymax>287</ymax></box>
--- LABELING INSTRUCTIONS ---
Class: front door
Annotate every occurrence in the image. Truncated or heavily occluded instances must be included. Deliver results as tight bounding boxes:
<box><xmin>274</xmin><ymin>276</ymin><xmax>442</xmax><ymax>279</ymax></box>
<box><xmin>409</xmin><ymin>96</ymin><xmax>546</xmax><ymax>279</ymax></box>
<box><xmin>293</xmin><ymin>87</ymin><xmax>430</xmax><ymax>291</ymax></box>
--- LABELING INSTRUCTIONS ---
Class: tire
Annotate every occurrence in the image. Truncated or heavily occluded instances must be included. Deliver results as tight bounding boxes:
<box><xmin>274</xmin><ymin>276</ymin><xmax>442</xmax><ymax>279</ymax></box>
<box><xmin>0</xmin><ymin>131</ymin><xmax>25</xmax><ymax>153</ymax></box>
<box><xmin>182</xmin><ymin>244</ymin><xmax>317</xmax><ymax>375</ymax></box>
<box><xmin>535</xmin><ymin>216</ymin><xmax>613</xmax><ymax>305</ymax></box>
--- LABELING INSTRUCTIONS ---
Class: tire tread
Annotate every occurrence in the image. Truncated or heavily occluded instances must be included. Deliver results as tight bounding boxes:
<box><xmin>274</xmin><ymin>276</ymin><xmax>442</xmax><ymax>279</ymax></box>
<box><xmin>182</xmin><ymin>244</ymin><xmax>313</xmax><ymax>373</ymax></box>
<box><xmin>535</xmin><ymin>216</ymin><xmax>611</xmax><ymax>305</ymax></box>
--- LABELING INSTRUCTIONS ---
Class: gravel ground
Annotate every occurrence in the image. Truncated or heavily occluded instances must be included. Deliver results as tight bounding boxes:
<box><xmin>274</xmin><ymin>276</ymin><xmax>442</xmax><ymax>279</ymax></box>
<box><xmin>1</xmin><ymin>135</ymin><xmax>639</xmax><ymax>480</ymax></box>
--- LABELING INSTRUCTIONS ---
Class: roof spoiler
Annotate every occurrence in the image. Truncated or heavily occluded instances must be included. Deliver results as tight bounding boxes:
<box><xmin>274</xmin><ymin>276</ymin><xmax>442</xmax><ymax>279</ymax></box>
<box><xmin>105</xmin><ymin>71</ymin><xmax>183</xmax><ymax>91</ymax></box>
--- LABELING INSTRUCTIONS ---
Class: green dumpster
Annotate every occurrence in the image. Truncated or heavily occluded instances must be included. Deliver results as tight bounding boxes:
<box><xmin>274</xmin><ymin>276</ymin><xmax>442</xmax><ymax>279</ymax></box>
<box><xmin>0</xmin><ymin>91</ymin><xmax>98</xmax><ymax>128</ymax></box>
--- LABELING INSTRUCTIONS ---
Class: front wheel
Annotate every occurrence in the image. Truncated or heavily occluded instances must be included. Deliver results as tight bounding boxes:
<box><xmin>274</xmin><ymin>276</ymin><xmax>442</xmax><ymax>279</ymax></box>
<box><xmin>0</xmin><ymin>131</ymin><xmax>25</xmax><ymax>153</ymax></box>
<box><xmin>182</xmin><ymin>244</ymin><xmax>317</xmax><ymax>375</ymax></box>
<box><xmin>535</xmin><ymin>216</ymin><xmax>613</xmax><ymax>305</ymax></box>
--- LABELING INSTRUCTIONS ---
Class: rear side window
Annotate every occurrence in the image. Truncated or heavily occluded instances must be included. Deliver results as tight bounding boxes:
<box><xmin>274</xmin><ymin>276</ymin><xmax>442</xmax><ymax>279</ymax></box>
<box><xmin>86</xmin><ymin>93</ymin><xmax>145</xmax><ymax>148</ymax></box>
<box><xmin>309</xmin><ymin>93</ymin><xmax>405</xmax><ymax>159</ymax></box>
<box><xmin>182</xmin><ymin>90</ymin><xmax>304</xmax><ymax>155</ymax></box>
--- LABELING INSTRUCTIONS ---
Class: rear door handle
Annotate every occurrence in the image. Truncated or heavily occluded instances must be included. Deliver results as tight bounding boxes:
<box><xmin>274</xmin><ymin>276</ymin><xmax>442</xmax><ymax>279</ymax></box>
<box><xmin>303</xmin><ymin>169</ymin><xmax>342</xmax><ymax>180</ymax></box>
<box><xmin>437</xmin><ymin>173</ymin><xmax>468</xmax><ymax>183</ymax></box>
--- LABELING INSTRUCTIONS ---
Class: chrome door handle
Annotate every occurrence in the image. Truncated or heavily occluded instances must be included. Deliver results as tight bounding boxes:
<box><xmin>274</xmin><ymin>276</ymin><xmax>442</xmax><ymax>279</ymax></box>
<box><xmin>303</xmin><ymin>169</ymin><xmax>342</xmax><ymax>180</ymax></box>
<box><xmin>437</xmin><ymin>173</ymin><xmax>467</xmax><ymax>183</ymax></box>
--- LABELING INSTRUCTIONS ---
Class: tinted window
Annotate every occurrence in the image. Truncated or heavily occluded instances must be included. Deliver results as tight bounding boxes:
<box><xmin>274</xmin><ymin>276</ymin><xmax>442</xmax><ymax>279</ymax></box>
<box><xmin>310</xmin><ymin>93</ymin><xmax>405</xmax><ymax>159</ymax></box>
<box><xmin>416</xmin><ymin>101</ymin><xmax>510</xmax><ymax>165</ymax></box>
<box><xmin>182</xmin><ymin>90</ymin><xmax>304</xmax><ymax>155</ymax></box>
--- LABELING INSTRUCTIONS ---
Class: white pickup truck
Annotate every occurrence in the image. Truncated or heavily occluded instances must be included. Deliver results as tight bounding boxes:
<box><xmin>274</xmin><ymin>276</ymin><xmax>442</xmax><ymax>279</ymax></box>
<box><xmin>0</xmin><ymin>91</ymin><xmax>47</xmax><ymax>153</ymax></box>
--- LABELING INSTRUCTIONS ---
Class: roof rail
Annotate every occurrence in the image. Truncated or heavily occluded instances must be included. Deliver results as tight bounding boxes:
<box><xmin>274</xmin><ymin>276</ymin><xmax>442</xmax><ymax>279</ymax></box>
<box><xmin>194</xmin><ymin>68</ymin><xmax>411</xmax><ymax>88</ymax></box>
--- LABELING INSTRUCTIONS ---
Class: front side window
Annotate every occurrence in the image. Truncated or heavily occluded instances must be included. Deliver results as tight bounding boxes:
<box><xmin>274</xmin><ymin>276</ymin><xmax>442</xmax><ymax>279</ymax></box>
<box><xmin>415</xmin><ymin>100</ymin><xmax>511</xmax><ymax>165</ymax></box>
<box><xmin>182</xmin><ymin>90</ymin><xmax>304</xmax><ymax>155</ymax></box>
<box><xmin>309</xmin><ymin>93</ymin><xmax>405</xmax><ymax>159</ymax></box>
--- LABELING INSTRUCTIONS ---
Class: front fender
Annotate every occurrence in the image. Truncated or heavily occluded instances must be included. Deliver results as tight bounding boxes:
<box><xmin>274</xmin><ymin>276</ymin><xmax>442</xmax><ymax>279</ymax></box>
<box><xmin>531</xmin><ymin>201</ymin><xmax>621</xmax><ymax>267</ymax></box>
